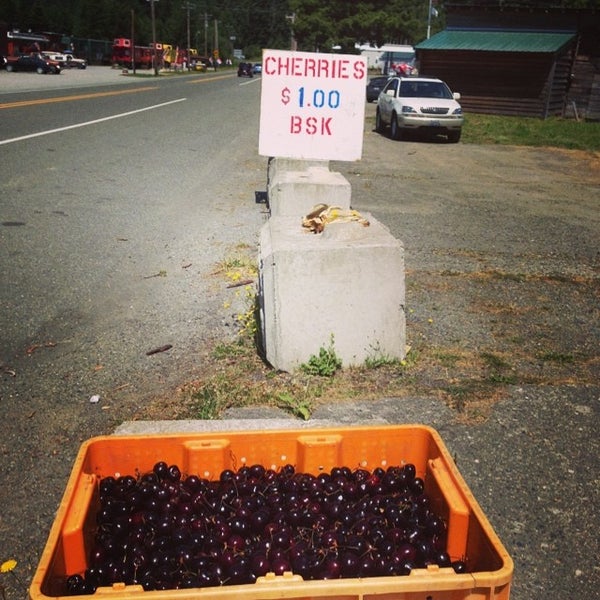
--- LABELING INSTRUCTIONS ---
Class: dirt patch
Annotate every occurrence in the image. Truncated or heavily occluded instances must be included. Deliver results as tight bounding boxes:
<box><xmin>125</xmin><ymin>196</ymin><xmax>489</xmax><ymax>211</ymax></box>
<box><xmin>138</xmin><ymin>244</ymin><xmax>598</xmax><ymax>426</ymax></box>
<box><xmin>135</xmin><ymin>105</ymin><xmax>599</xmax><ymax>425</ymax></box>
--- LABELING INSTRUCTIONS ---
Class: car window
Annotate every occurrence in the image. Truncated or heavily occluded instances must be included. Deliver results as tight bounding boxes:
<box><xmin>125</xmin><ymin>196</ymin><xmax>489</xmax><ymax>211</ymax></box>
<box><xmin>400</xmin><ymin>81</ymin><xmax>453</xmax><ymax>99</ymax></box>
<box><xmin>399</xmin><ymin>81</ymin><xmax>420</xmax><ymax>97</ymax></box>
<box><xmin>382</xmin><ymin>79</ymin><xmax>399</xmax><ymax>95</ymax></box>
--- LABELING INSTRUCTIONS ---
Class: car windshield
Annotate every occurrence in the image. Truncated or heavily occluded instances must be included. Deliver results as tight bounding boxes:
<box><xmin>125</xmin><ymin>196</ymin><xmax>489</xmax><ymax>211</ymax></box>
<box><xmin>399</xmin><ymin>81</ymin><xmax>452</xmax><ymax>99</ymax></box>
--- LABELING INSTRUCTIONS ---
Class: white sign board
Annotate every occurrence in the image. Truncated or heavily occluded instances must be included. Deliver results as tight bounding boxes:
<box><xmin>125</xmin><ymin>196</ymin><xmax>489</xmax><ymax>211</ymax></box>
<box><xmin>259</xmin><ymin>49</ymin><xmax>367</xmax><ymax>161</ymax></box>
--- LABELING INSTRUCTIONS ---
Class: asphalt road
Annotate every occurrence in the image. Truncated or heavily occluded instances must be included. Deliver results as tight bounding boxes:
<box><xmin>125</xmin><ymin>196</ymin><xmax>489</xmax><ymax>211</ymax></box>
<box><xmin>1</xmin><ymin>66</ymin><xmax>266</xmax><ymax>395</ymax></box>
<box><xmin>1</xmin><ymin>67</ymin><xmax>599</xmax><ymax>599</ymax></box>
<box><xmin>0</xmin><ymin>66</ymin><xmax>268</xmax><ymax>596</ymax></box>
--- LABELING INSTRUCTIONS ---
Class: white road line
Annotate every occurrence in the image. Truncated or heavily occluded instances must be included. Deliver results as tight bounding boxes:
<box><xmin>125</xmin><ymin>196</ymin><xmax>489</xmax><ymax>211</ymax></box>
<box><xmin>0</xmin><ymin>98</ymin><xmax>187</xmax><ymax>146</ymax></box>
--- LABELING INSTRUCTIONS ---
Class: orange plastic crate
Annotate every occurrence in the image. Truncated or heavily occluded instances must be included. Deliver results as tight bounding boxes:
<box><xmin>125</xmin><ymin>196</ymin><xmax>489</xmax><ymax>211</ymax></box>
<box><xmin>30</xmin><ymin>425</ymin><xmax>513</xmax><ymax>600</ymax></box>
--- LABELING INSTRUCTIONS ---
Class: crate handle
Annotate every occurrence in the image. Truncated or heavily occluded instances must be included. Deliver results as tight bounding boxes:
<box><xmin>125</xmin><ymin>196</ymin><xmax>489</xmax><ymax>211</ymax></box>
<box><xmin>61</xmin><ymin>472</ymin><xmax>97</xmax><ymax>575</ymax></box>
<box><xmin>94</xmin><ymin>583</ymin><xmax>145</xmax><ymax>595</ymax></box>
<box><xmin>256</xmin><ymin>572</ymin><xmax>304</xmax><ymax>584</ymax></box>
<box><xmin>428</xmin><ymin>457</ymin><xmax>470</xmax><ymax>561</ymax></box>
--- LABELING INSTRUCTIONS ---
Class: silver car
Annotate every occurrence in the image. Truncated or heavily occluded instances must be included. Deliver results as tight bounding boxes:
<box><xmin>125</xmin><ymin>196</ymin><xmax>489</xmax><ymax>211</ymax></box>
<box><xmin>376</xmin><ymin>77</ymin><xmax>464</xmax><ymax>143</ymax></box>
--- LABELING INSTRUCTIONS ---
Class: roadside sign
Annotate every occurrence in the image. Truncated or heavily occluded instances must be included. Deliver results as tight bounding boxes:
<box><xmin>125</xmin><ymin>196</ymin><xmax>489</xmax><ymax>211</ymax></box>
<box><xmin>259</xmin><ymin>49</ymin><xmax>367</xmax><ymax>161</ymax></box>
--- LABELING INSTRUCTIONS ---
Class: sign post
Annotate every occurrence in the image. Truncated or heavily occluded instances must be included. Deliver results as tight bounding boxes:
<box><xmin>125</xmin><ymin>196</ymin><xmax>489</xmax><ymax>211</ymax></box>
<box><xmin>259</xmin><ymin>49</ymin><xmax>368</xmax><ymax>161</ymax></box>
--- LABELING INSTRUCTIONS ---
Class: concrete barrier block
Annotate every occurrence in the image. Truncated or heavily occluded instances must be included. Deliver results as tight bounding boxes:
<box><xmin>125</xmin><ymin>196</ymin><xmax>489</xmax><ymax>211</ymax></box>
<box><xmin>267</xmin><ymin>157</ymin><xmax>329</xmax><ymax>187</ymax></box>
<box><xmin>259</xmin><ymin>215</ymin><xmax>405</xmax><ymax>372</ymax></box>
<box><xmin>268</xmin><ymin>167</ymin><xmax>352</xmax><ymax>218</ymax></box>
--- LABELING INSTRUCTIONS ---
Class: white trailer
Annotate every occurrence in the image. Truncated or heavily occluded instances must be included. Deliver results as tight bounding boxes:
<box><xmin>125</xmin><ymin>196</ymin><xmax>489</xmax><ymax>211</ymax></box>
<box><xmin>357</xmin><ymin>43</ymin><xmax>416</xmax><ymax>73</ymax></box>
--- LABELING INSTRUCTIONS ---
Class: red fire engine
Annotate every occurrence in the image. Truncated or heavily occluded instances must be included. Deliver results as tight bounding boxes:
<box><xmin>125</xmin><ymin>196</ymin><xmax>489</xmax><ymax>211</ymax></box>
<box><xmin>111</xmin><ymin>38</ymin><xmax>163</xmax><ymax>69</ymax></box>
<box><xmin>1</xmin><ymin>27</ymin><xmax>57</xmax><ymax>58</ymax></box>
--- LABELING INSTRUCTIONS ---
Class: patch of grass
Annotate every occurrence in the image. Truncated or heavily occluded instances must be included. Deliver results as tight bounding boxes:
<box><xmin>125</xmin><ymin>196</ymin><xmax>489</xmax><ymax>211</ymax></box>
<box><xmin>487</xmin><ymin>373</ymin><xmax>518</xmax><ymax>385</ymax></box>
<box><xmin>192</xmin><ymin>382</ymin><xmax>224</xmax><ymax>419</ymax></box>
<box><xmin>217</xmin><ymin>254</ymin><xmax>258</xmax><ymax>279</ymax></box>
<box><xmin>480</xmin><ymin>352</ymin><xmax>516</xmax><ymax>385</ymax></box>
<box><xmin>183</xmin><ymin>337</ymin><xmax>334</xmax><ymax>421</ymax></box>
<box><xmin>217</xmin><ymin>244</ymin><xmax>260</xmax><ymax>340</ymax></box>
<box><xmin>537</xmin><ymin>351</ymin><xmax>575</xmax><ymax>363</ymax></box>
<box><xmin>212</xmin><ymin>339</ymin><xmax>249</xmax><ymax>359</ymax></box>
<box><xmin>364</xmin><ymin>355</ymin><xmax>402</xmax><ymax>369</ymax></box>
<box><xmin>236</xmin><ymin>286</ymin><xmax>260</xmax><ymax>339</ymax></box>
<box><xmin>431</xmin><ymin>350</ymin><xmax>462</xmax><ymax>368</ymax></box>
<box><xmin>462</xmin><ymin>113</ymin><xmax>600</xmax><ymax>152</ymax></box>
<box><xmin>480</xmin><ymin>352</ymin><xmax>511</xmax><ymax>371</ymax></box>
<box><xmin>364</xmin><ymin>342</ymin><xmax>404</xmax><ymax>369</ymax></box>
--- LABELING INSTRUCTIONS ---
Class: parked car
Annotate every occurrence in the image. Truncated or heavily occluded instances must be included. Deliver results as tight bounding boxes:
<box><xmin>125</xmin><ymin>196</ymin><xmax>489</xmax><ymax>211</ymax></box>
<box><xmin>41</xmin><ymin>52</ymin><xmax>67</xmax><ymax>68</ymax></box>
<box><xmin>63</xmin><ymin>52</ymin><xmax>87</xmax><ymax>69</ymax></box>
<box><xmin>376</xmin><ymin>76</ymin><xmax>463</xmax><ymax>142</ymax></box>
<box><xmin>190</xmin><ymin>58</ymin><xmax>209</xmax><ymax>71</ymax></box>
<box><xmin>366</xmin><ymin>76</ymin><xmax>390</xmax><ymax>102</ymax></box>
<box><xmin>5</xmin><ymin>53</ymin><xmax>61</xmax><ymax>74</ymax></box>
<box><xmin>252</xmin><ymin>62</ymin><xmax>262</xmax><ymax>74</ymax></box>
<box><xmin>237</xmin><ymin>62</ymin><xmax>253</xmax><ymax>77</ymax></box>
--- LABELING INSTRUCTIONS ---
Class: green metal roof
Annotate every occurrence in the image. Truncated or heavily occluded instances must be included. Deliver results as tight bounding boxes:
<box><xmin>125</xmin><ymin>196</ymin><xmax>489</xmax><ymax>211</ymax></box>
<box><xmin>415</xmin><ymin>30</ymin><xmax>575</xmax><ymax>53</ymax></box>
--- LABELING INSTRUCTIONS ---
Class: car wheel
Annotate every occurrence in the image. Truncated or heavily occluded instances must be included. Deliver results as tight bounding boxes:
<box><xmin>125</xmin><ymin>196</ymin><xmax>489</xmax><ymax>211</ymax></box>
<box><xmin>447</xmin><ymin>130</ymin><xmax>461</xmax><ymax>143</ymax></box>
<box><xmin>6</xmin><ymin>64</ymin><xmax>14</xmax><ymax>72</ymax></box>
<box><xmin>37</xmin><ymin>66</ymin><xmax>45</xmax><ymax>74</ymax></box>
<box><xmin>375</xmin><ymin>109</ymin><xmax>384</xmax><ymax>133</ymax></box>
<box><xmin>390</xmin><ymin>113</ymin><xmax>402</xmax><ymax>140</ymax></box>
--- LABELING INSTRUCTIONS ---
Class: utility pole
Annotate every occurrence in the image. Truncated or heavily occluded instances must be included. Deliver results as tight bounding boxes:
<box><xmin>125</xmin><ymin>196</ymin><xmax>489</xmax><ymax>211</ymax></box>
<box><xmin>147</xmin><ymin>0</ymin><xmax>159</xmax><ymax>75</ymax></box>
<box><xmin>427</xmin><ymin>0</ymin><xmax>439</xmax><ymax>40</ymax></box>
<box><xmin>285</xmin><ymin>13</ymin><xmax>297</xmax><ymax>51</ymax></box>
<box><xmin>182</xmin><ymin>2</ymin><xmax>194</xmax><ymax>69</ymax></box>
<box><xmin>130</xmin><ymin>9</ymin><xmax>136</xmax><ymax>74</ymax></box>
<box><xmin>204</xmin><ymin>12</ymin><xmax>211</xmax><ymax>57</ymax></box>
<box><xmin>213</xmin><ymin>18</ymin><xmax>219</xmax><ymax>62</ymax></box>
<box><xmin>427</xmin><ymin>0</ymin><xmax>432</xmax><ymax>39</ymax></box>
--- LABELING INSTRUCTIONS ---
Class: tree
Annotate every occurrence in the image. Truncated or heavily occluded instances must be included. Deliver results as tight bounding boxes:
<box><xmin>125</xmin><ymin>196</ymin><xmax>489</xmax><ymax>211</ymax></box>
<box><xmin>288</xmin><ymin>0</ymin><xmax>439</xmax><ymax>52</ymax></box>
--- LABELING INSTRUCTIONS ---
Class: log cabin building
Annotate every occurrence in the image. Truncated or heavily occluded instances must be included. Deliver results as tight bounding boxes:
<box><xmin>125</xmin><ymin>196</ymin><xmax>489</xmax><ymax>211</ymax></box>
<box><xmin>415</xmin><ymin>2</ymin><xmax>600</xmax><ymax>119</ymax></box>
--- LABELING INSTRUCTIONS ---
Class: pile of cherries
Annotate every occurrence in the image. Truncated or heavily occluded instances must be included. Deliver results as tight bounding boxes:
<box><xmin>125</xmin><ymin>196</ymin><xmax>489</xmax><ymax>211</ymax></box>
<box><xmin>66</xmin><ymin>461</ymin><xmax>467</xmax><ymax>594</ymax></box>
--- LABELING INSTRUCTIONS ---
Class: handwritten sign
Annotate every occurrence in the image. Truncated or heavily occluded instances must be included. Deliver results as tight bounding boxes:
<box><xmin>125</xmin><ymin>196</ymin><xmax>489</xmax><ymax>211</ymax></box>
<box><xmin>258</xmin><ymin>49</ymin><xmax>367</xmax><ymax>161</ymax></box>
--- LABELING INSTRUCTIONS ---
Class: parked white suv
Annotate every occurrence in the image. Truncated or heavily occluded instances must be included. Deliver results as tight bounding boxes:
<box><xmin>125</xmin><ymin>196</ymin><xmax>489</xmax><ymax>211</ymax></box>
<box><xmin>41</xmin><ymin>51</ymin><xmax>87</xmax><ymax>69</ymax></box>
<box><xmin>376</xmin><ymin>77</ymin><xmax>464</xmax><ymax>143</ymax></box>
<box><xmin>63</xmin><ymin>52</ymin><xmax>87</xmax><ymax>69</ymax></box>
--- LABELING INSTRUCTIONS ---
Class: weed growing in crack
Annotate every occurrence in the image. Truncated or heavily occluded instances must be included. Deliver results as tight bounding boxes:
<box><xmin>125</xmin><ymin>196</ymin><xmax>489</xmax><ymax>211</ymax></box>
<box><xmin>300</xmin><ymin>335</ymin><xmax>342</xmax><ymax>377</ymax></box>
<box><xmin>364</xmin><ymin>341</ymin><xmax>404</xmax><ymax>369</ymax></box>
<box><xmin>236</xmin><ymin>285</ymin><xmax>259</xmax><ymax>340</ymax></box>
<box><xmin>193</xmin><ymin>383</ymin><xmax>222</xmax><ymax>420</ymax></box>
<box><xmin>277</xmin><ymin>391</ymin><xmax>314</xmax><ymax>421</ymax></box>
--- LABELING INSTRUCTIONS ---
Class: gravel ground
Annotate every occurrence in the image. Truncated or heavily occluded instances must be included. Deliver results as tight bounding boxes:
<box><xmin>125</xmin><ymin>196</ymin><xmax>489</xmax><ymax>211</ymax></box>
<box><xmin>0</xmin><ymin>64</ymin><xmax>160</xmax><ymax>93</ymax></box>
<box><xmin>1</xmin><ymin>70</ymin><xmax>599</xmax><ymax>599</ymax></box>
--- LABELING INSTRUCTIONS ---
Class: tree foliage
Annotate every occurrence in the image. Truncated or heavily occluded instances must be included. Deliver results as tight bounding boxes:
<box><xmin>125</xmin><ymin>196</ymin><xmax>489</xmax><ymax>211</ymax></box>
<box><xmin>0</xmin><ymin>0</ymin><xmax>597</xmax><ymax>57</ymax></box>
<box><xmin>0</xmin><ymin>0</ymin><xmax>293</xmax><ymax>57</ymax></box>
<box><xmin>289</xmin><ymin>0</ymin><xmax>439</xmax><ymax>52</ymax></box>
